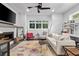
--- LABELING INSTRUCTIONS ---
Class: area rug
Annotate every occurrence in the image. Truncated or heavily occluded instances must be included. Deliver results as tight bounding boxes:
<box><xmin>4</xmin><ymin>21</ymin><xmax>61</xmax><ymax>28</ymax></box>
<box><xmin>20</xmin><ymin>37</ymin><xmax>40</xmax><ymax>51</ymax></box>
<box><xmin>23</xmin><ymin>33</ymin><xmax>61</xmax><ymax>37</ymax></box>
<box><xmin>10</xmin><ymin>40</ymin><xmax>54</xmax><ymax>56</ymax></box>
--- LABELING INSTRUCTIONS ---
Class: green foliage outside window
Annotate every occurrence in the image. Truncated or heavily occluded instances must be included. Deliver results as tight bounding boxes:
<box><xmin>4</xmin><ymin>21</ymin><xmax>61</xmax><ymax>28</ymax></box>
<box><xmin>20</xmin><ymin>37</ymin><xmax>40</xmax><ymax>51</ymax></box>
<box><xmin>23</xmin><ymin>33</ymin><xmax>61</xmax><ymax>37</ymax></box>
<box><xmin>72</xmin><ymin>13</ymin><xmax>79</xmax><ymax>20</ymax></box>
<box><xmin>29</xmin><ymin>21</ymin><xmax>48</xmax><ymax>29</ymax></box>
<box><xmin>36</xmin><ymin>21</ymin><xmax>41</xmax><ymax>29</ymax></box>
<box><xmin>43</xmin><ymin>21</ymin><xmax>48</xmax><ymax>28</ymax></box>
<box><xmin>29</xmin><ymin>21</ymin><xmax>35</xmax><ymax>29</ymax></box>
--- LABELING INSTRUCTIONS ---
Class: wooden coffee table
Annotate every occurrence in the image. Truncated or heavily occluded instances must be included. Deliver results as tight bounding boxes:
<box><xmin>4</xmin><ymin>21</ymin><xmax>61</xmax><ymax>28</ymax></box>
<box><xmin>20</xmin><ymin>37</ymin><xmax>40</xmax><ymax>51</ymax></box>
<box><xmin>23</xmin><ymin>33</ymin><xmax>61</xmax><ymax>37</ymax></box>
<box><xmin>63</xmin><ymin>46</ymin><xmax>79</xmax><ymax>56</ymax></box>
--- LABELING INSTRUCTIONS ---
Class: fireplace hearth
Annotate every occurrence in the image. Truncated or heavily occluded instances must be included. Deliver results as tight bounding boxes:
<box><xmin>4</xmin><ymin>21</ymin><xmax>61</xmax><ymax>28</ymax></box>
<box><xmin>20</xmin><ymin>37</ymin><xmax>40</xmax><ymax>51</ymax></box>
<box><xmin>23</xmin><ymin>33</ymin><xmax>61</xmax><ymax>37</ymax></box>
<box><xmin>0</xmin><ymin>32</ymin><xmax>14</xmax><ymax>40</ymax></box>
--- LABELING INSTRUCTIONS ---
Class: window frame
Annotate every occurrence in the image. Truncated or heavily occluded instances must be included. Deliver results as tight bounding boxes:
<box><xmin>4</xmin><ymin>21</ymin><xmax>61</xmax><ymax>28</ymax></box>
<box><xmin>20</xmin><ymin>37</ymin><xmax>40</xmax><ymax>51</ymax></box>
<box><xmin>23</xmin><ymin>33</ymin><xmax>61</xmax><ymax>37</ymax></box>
<box><xmin>29</xmin><ymin>20</ymin><xmax>48</xmax><ymax>29</ymax></box>
<box><xmin>29</xmin><ymin>21</ymin><xmax>35</xmax><ymax>29</ymax></box>
<box><xmin>36</xmin><ymin>21</ymin><xmax>41</xmax><ymax>29</ymax></box>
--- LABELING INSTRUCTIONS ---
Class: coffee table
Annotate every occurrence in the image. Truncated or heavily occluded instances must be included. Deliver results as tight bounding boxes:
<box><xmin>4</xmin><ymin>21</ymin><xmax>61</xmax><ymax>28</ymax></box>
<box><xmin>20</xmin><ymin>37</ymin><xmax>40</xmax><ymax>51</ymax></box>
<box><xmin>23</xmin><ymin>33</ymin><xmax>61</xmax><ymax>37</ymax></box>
<box><xmin>63</xmin><ymin>46</ymin><xmax>79</xmax><ymax>56</ymax></box>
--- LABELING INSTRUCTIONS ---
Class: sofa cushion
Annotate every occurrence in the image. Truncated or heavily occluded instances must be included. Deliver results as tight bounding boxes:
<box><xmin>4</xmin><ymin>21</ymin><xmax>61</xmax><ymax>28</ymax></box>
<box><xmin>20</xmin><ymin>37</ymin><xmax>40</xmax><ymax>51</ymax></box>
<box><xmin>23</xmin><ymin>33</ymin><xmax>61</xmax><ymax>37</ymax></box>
<box><xmin>59</xmin><ymin>36</ymin><xmax>65</xmax><ymax>40</ymax></box>
<box><xmin>51</xmin><ymin>38</ymin><xmax>56</xmax><ymax>45</ymax></box>
<box><xmin>57</xmin><ymin>40</ymin><xmax>75</xmax><ymax>46</ymax></box>
<box><xmin>47</xmin><ymin>37</ymin><xmax>56</xmax><ymax>45</ymax></box>
<box><xmin>48</xmin><ymin>33</ymin><xmax>53</xmax><ymax>38</ymax></box>
<box><xmin>52</xmin><ymin>33</ymin><xmax>61</xmax><ymax>40</ymax></box>
<box><xmin>58</xmin><ymin>34</ymin><xmax>70</xmax><ymax>41</ymax></box>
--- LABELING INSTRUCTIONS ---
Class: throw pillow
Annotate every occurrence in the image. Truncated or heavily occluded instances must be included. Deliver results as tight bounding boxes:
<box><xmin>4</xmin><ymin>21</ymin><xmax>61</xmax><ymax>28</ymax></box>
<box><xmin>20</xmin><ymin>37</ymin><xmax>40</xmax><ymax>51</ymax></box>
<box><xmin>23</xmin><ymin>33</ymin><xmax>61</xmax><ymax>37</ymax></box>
<box><xmin>59</xmin><ymin>35</ymin><xmax>65</xmax><ymax>40</ymax></box>
<box><xmin>59</xmin><ymin>35</ymin><xmax>70</xmax><ymax>41</ymax></box>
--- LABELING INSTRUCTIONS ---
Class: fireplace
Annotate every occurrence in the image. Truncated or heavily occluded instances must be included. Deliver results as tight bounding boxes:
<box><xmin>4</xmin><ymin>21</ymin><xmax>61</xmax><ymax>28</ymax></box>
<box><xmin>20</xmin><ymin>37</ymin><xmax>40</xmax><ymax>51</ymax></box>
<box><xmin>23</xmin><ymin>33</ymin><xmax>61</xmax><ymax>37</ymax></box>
<box><xmin>0</xmin><ymin>32</ymin><xmax>14</xmax><ymax>40</ymax></box>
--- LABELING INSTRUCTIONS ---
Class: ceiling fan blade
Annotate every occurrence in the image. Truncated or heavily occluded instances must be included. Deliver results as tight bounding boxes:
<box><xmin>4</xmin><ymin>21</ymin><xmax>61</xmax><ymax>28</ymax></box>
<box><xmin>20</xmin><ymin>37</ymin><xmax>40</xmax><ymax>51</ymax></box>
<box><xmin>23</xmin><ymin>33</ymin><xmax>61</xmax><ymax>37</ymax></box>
<box><xmin>40</xmin><ymin>7</ymin><xmax>50</xmax><ymax>9</ymax></box>
<box><xmin>28</xmin><ymin>7</ymin><xmax>33</xmax><ymax>9</ymax></box>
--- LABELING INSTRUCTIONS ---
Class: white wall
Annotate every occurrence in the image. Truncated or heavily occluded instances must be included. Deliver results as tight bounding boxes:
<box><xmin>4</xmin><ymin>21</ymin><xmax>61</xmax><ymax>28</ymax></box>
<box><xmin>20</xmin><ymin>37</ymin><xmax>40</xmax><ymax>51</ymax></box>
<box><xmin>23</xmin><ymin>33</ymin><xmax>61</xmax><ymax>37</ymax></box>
<box><xmin>64</xmin><ymin>4</ymin><xmax>79</xmax><ymax>35</ymax></box>
<box><xmin>25</xmin><ymin>14</ymin><xmax>64</xmax><ymax>35</ymax></box>
<box><xmin>0</xmin><ymin>4</ymin><xmax>26</xmax><ymax>38</ymax></box>
<box><xmin>25</xmin><ymin>15</ymin><xmax>51</xmax><ymax>36</ymax></box>
<box><xmin>15</xmin><ymin>13</ymin><xmax>25</xmax><ymax>27</ymax></box>
<box><xmin>50</xmin><ymin>13</ymin><xmax>64</xmax><ymax>34</ymax></box>
<box><xmin>64</xmin><ymin>4</ymin><xmax>79</xmax><ymax>21</ymax></box>
<box><xmin>15</xmin><ymin>13</ymin><xmax>26</xmax><ymax>37</ymax></box>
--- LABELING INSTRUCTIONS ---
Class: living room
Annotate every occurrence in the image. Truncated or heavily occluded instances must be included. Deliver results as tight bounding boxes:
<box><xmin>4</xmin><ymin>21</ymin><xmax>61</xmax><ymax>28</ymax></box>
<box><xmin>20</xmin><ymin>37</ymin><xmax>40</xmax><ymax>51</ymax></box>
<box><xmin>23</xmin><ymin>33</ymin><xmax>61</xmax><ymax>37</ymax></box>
<box><xmin>0</xmin><ymin>2</ymin><xmax>79</xmax><ymax>56</ymax></box>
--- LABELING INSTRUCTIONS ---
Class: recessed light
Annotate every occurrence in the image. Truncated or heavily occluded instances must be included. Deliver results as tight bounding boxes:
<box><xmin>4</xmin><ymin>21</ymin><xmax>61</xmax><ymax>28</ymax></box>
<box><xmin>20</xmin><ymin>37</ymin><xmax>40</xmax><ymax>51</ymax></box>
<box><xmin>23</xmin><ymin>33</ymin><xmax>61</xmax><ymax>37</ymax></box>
<box><xmin>52</xmin><ymin>9</ymin><xmax>54</xmax><ymax>12</ymax></box>
<box><xmin>26</xmin><ymin>8</ymin><xmax>30</xmax><ymax>12</ymax></box>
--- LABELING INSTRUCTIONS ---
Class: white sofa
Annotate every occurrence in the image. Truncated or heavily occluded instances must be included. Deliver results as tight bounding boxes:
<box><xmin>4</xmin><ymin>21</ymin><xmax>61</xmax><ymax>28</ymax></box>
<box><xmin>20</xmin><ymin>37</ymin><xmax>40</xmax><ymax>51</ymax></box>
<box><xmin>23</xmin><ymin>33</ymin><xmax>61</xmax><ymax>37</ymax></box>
<box><xmin>46</xmin><ymin>33</ymin><xmax>75</xmax><ymax>55</ymax></box>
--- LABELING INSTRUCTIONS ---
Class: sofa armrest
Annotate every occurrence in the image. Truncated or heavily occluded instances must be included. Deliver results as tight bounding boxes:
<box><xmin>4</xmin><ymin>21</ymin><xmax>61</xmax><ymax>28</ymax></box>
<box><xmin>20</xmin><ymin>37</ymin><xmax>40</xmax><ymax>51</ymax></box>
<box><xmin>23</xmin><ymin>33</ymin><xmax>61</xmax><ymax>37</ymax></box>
<box><xmin>56</xmin><ymin>40</ymin><xmax>75</xmax><ymax>46</ymax></box>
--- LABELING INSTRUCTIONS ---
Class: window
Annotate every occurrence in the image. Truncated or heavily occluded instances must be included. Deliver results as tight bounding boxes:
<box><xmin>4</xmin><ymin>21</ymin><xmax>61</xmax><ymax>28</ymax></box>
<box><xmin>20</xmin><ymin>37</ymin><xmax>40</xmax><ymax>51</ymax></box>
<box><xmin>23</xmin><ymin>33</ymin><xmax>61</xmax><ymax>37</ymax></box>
<box><xmin>29</xmin><ymin>21</ymin><xmax>35</xmax><ymax>29</ymax></box>
<box><xmin>72</xmin><ymin>13</ymin><xmax>79</xmax><ymax>20</ymax></box>
<box><xmin>43</xmin><ymin>24</ymin><xmax>48</xmax><ymax>28</ymax></box>
<box><xmin>29</xmin><ymin>21</ymin><xmax>48</xmax><ymax>29</ymax></box>
<box><xmin>72</xmin><ymin>13</ymin><xmax>79</xmax><ymax>19</ymax></box>
<box><xmin>36</xmin><ymin>21</ymin><xmax>41</xmax><ymax>29</ymax></box>
<box><xmin>69</xmin><ymin>11</ymin><xmax>79</xmax><ymax>20</ymax></box>
<box><xmin>43</xmin><ymin>21</ymin><xmax>48</xmax><ymax>28</ymax></box>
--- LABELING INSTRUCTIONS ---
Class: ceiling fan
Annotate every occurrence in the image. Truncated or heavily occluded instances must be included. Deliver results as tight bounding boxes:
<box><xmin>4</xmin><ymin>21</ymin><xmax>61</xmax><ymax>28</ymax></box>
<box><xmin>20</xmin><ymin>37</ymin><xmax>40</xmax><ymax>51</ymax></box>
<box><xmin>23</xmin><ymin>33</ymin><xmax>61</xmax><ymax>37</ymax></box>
<box><xmin>27</xmin><ymin>3</ymin><xmax>50</xmax><ymax>13</ymax></box>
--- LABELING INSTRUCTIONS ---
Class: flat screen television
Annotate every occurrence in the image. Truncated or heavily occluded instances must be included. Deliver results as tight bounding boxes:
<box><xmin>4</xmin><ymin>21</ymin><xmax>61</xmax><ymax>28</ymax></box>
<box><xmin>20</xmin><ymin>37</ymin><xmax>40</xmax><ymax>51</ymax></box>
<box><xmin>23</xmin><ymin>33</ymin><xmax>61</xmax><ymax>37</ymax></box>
<box><xmin>0</xmin><ymin>3</ymin><xmax>16</xmax><ymax>24</ymax></box>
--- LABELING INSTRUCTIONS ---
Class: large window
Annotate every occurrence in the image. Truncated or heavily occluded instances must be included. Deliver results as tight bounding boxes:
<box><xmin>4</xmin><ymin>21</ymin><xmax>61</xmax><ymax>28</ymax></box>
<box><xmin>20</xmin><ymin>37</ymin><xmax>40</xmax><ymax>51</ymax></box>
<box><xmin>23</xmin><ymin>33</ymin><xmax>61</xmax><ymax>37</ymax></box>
<box><xmin>69</xmin><ymin>11</ymin><xmax>79</xmax><ymax>20</ymax></box>
<box><xmin>36</xmin><ymin>21</ymin><xmax>41</xmax><ymax>29</ymax></box>
<box><xmin>29</xmin><ymin>21</ymin><xmax>48</xmax><ymax>29</ymax></box>
<box><xmin>29</xmin><ymin>21</ymin><xmax>35</xmax><ymax>29</ymax></box>
<box><xmin>43</xmin><ymin>21</ymin><xmax>48</xmax><ymax>28</ymax></box>
<box><xmin>72</xmin><ymin>13</ymin><xmax>79</xmax><ymax>20</ymax></box>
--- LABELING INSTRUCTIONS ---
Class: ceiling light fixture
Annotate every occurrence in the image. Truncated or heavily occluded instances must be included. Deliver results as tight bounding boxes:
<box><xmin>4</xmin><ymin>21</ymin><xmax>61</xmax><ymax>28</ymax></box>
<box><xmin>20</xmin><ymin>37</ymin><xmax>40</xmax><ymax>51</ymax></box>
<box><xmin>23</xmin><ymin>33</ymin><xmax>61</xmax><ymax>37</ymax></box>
<box><xmin>52</xmin><ymin>9</ymin><xmax>54</xmax><ymax>12</ymax></box>
<box><xmin>26</xmin><ymin>8</ymin><xmax>30</xmax><ymax>12</ymax></box>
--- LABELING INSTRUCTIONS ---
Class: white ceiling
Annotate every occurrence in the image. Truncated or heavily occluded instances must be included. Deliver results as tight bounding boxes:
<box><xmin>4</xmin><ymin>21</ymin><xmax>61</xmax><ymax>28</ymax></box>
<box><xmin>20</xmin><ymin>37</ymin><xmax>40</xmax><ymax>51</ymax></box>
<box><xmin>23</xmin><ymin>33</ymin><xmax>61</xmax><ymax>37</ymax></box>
<box><xmin>3</xmin><ymin>3</ymin><xmax>79</xmax><ymax>15</ymax></box>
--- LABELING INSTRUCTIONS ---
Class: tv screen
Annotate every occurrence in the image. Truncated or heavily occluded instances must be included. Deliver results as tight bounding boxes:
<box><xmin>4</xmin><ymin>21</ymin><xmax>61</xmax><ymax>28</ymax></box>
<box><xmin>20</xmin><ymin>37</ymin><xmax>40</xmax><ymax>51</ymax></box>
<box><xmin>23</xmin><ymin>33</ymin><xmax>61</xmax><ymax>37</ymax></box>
<box><xmin>0</xmin><ymin>3</ymin><xmax>16</xmax><ymax>24</ymax></box>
